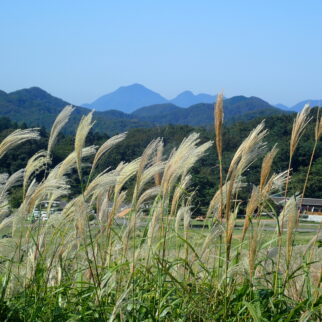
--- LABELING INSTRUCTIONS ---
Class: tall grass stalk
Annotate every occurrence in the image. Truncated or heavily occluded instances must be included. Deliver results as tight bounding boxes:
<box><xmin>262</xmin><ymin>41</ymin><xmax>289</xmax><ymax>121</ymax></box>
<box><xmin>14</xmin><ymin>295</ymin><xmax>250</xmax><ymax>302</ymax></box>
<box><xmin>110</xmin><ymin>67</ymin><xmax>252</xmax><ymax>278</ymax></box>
<box><xmin>0</xmin><ymin>105</ymin><xmax>320</xmax><ymax>320</ymax></box>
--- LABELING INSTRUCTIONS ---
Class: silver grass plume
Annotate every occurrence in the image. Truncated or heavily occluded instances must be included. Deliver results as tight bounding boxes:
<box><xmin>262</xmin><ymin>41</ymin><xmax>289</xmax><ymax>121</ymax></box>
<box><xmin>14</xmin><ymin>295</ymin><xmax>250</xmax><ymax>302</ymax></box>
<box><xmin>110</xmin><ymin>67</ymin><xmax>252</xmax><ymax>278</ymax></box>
<box><xmin>241</xmin><ymin>186</ymin><xmax>261</xmax><ymax>241</ymax></box>
<box><xmin>206</xmin><ymin>178</ymin><xmax>244</xmax><ymax>218</ymax></box>
<box><xmin>47</xmin><ymin>105</ymin><xmax>75</xmax><ymax>156</ymax></box>
<box><xmin>170</xmin><ymin>174</ymin><xmax>191</xmax><ymax>217</ymax></box>
<box><xmin>114</xmin><ymin>158</ymin><xmax>141</xmax><ymax>198</ymax></box>
<box><xmin>259</xmin><ymin>144</ymin><xmax>278</xmax><ymax>190</ymax></box>
<box><xmin>0</xmin><ymin>169</ymin><xmax>24</xmax><ymax>205</ymax></box>
<box><xmin>54</xmin><ymin>146</ymin><xmax>97</xmax><ymax>179</ymax></box>
<box><xmin>290</xmin><ymin>104</ymin><xmax>311</xmax><ymax>158</ymax></box>
<box><xmin>90</xmin><ymin>132</ymin><xmax>126</xmax><ymax>174</ymax></box>
<box><xmin>0</xmin><ymin>128</ymin><xmax>40</xmax><ymax>159</ymax></box>
<box><xmin>75</xmin><ymin>111</ymin><xmax>95</xmax><ymax>179</ymax></box>
<box><xmin>132</xmin><ymin>139</ymin><xmax>162</xmax><ymax>199</ymax></box>
<box><xmin>161</xmin><ymin>133</ymin><xmax>212</xmax><ymax>197</ymax></box>
<box><xmin>23</xmin><ymin>151</ymin><xmax>51</xmax><ymax>196</ymax></box>
<box><xmin>154</xmin><ymin>140</ymin><xmax>164</xmax><ymax>185</ymax></box>
<box><xmin>286</xmin><ymin>197</ymin><xmax>298</xmax><ymax>263</ymax></box>
<box><xmin>19</xmin><ymin>177</ymin><xmax>69</xmax><ymax>215</ymax></box>
<box><xmin>227</xmin><ymin>121</ymin><xmax>267</xmax><ymax>179</ymax></box>
<box><xmin>137</xmin><ymin>186</ymin><xmax>161</xmax><ymax>209</ymax></box>
<box><xmin>84</xmin><ymin>170</ymin><xmax>118</xmax><ymax>201</ymax></box>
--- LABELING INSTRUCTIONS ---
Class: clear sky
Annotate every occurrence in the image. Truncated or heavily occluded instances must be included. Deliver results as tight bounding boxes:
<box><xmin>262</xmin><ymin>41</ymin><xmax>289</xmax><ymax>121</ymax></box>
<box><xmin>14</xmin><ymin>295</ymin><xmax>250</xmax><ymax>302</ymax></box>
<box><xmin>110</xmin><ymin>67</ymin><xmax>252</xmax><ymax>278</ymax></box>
<box><xmin>1</xmin><ymin>1</ymin><xmax>322</xmax><ymax>106</ymax></box>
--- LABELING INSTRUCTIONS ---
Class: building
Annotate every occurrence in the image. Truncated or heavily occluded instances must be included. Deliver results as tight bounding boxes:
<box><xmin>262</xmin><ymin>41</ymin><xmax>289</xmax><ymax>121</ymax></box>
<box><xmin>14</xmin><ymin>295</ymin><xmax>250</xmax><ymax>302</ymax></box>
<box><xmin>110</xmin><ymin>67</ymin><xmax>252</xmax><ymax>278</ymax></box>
<box><xmin>271</xmin><ymin>196</ymin><xmax>322</xmax><ymax>216</ymax></box>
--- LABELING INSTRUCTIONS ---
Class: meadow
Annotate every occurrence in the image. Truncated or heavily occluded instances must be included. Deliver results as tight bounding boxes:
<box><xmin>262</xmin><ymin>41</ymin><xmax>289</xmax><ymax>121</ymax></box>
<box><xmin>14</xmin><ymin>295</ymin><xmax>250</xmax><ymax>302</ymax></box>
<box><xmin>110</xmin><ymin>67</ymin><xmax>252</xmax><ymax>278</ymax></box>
<box><xmin>0</xmin><ymin>97</ymin><xmax>321</xmax><ymax>321</ymax></box>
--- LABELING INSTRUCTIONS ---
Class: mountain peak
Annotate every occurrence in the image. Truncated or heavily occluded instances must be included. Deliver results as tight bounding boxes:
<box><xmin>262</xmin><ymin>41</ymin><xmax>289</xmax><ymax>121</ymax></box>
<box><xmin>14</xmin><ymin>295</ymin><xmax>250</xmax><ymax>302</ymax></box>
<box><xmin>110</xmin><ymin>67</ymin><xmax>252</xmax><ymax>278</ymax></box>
<box><xmin>84</xmin><ymin>84</ymin><xmax>167</xmax><ymax>113</ymax></box>
<box><xmin>170</xmin><ymin>91</ymin><xmax>216</xmax><ymax>107</ymax></box>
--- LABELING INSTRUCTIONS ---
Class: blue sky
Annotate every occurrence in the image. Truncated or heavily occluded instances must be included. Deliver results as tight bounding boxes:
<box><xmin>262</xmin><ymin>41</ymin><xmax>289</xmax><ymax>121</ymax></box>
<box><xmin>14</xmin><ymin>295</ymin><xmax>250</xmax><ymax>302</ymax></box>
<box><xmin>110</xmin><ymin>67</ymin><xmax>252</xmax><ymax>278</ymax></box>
<box><xmin>1</xmin><ymin>1</ymin><xmax>322</xmax><ymax>106</ymax></box>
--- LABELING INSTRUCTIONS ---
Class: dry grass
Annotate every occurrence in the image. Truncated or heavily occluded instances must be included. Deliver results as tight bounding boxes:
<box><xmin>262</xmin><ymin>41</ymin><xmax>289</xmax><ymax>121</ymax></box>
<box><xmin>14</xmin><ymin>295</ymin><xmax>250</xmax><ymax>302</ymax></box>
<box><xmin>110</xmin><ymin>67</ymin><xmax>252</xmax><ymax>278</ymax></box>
<box><xmin>0</xmin><ymin>103</ymin><xmax>320</xmax><ymax>321</ymax></box>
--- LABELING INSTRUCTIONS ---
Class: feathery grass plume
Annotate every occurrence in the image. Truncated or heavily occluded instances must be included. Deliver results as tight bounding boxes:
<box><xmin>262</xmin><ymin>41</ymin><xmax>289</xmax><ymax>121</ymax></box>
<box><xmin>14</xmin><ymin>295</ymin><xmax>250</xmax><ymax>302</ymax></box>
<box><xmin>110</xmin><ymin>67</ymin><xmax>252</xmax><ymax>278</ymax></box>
<box><xmin>228</xmin><ymin>121</ymin><xmax>267</xmax><ymax>179</ymax></box>
<box><xmin>200</xmin><ymin>223</ymin><xmax>224</xmax><ymax>259</ymax></box>
<box><xmin>75</xmin><ymin>111</ymin><xmax>95</xmax><ymax>179</ymax></box>
<box><xmin>146</xmin><ymin>198</ymin><xmax>162</xmax><ymax>251</ymax></box>
<box><xmin>314</xmin><ymin>115</ymin><xmax>322</xmax><ymax>141</ymax></box>
<box><xmin>259</xmin><ymin>144</ymin><xmax>278</xmax><ymax>190</ymax></box>
<box><xmin>90</xmin><ymin>132</ymin><xmax>126</xmax><ymax>175</ymax></box>
<box><xmin>215</xmin><ymin>92</ymin><xmax>224</xmax><ymax>162</ymax></box>
<box><xmin>132</xmin><ymin>139</ymin><xmax>162</xmax><ymax>204</ymax></box>
<box><xmin>286</xmin><ymin>197</ymin><xmax>298</xmax><ymax>264</ymax></box>
<box><xmin>215</xmin><ymin>92</ymin><xmax>224</xmax><ymax>220</ymax></box>
<box><xmin>23</xmin><ymin>151</ymin><xmax>51</xmax><ymax>196</ymax></box>
<box><xmin>55</xmin><ymin>146</ymin><xmax>97</xmax><ymax>179</ymax></box>
<box><xmin>277</xmin><ymin>196</ymin><xmax>297</xmax><ymax>236</ymax></box>
<box><xmin>175</xmin><ymin>206</ymin><xmax>190</xmax><ymax>235</ymax></box>
<box><xmin>161</xmin><ymin>133</ymin><xmax>212</xmax><ymax>198</ymax></box>
<box><xmin>260</xmin><ymin>170</ymin><xmax>288</xmax><ymax>199</ymax></box>
<box><xmin>183</xmin><ymin>206</ymin><xmax>191</xmax><ymax>238</ymax></box>
<box><xmin>241</xmin><ymin>186</ymin><xmax>260</xmax><ymax>241</ymax></box>
<box><xmin>170</xmin><ymin>174</ymin><xmax>191</xmax><ymax>217</ymax></box>
<box><xmin>283</xmin><ymin>105</ymin><xmax>311</xmax><ymax>205</ymax></box>
<box><xmin>47</xmin><ymin>105</ymin><xmax>75</xmax><ymax>156</ymax></box>
<box><xmin>154</xmin><ymin>140</ymin><xmax>164</xmax><ymax>185</ymax></box>
<box><xmin>206</xmin><ymin>178</ymin><xmax>244</xmax><ymax>219</ymax></box>
<box><xmin>0</xmin><ymin>169</ymin><xmax>24</xmax><ymax>204</ymax></box>
<box><xmin>97</xmin><ymin>193</ymin><xmax>110</xmax><ymax>226</ymax></box>
<box><xmin>226</xmin><ymin>203</ymin><xmax>239</xmax><ymax>260</ymax></box>
<box><xmin>84</xmin><ymin>170</ymin><xmax>118</xmax><ymax>201</ymax></box>
<box><xmin>19</xmin><ymin>177</ymin><xmax>69</xmax><ymax>215</ymax></box>
<box><xmin>290</xmin><ymin>104</ymin><xmax>311</xmax><ymax>158</ymax></box>
<box><xmin>225</xmin><ymin>121</ymin><xmax>267</xmax><ymax>222</ymax></box>
<box><xmin>0</xmin><ymin>128</ymin><xmax>40</xmax><ymax>159</ymax></box>
<box><xmin>114</xmin><ymin>158</ymin><xmax>141</xmax><ymax>198</ymax></box>
<box><xmin>301</xmin><ymin>109</ymin><xmax>322</xmax><ymax>204</ymax></box>
<box><xmin>0</xmin><ymin>215</ymin><xmax>14</xmax><ymax>232</ymax></box>
<box><xmin>137</xmin><ymin>186</ymin><xmax>161</xmax><ymax>209</ymax></box>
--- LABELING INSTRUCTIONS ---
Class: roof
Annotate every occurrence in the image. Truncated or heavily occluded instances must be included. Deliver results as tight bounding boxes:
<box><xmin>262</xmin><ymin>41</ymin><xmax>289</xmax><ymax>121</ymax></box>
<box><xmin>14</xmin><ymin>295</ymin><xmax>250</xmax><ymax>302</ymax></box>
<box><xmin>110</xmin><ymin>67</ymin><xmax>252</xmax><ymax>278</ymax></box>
<box><xmin>271</xmin><ymin>196</ymin><xmax>322</xmax><ymax>207</ymax></box>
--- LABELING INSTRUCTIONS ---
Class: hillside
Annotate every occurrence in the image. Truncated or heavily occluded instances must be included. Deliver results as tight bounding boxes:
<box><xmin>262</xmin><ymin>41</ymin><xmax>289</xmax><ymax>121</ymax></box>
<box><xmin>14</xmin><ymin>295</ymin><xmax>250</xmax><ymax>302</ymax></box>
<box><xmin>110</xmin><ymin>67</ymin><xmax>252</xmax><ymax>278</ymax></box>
<box><xmin>133</xmin><ymin>96</ymin><xmax>286</xmax><ymax>126</ymax></box>
<box><xmin>0</xmin><ymin>87</ymin><xmax>149</xmax><ymax>134</ymax></box>
<box><xmin>0</xmin><ymin>87</ymin><xmax>287</xmax><ymax>134</ymax></box>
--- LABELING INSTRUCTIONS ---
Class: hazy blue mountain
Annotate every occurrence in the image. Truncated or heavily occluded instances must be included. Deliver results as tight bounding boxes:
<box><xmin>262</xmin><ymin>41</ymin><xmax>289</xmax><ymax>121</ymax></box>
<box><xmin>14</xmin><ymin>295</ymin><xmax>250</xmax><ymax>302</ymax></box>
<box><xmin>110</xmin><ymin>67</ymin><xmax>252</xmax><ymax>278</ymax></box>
<box><xmin>275</xmin><ymin>100</ymin><xmax>322</xmax><ymax>112</ymax></box>
<box><xmin>170</xmin><ymin>91</ymin><xmax>216</xmax><ymax>107</ymax></box>
<box><xmin>291</xmin><ymin>100</ymin><xmax>322</xmax><ymax>112</ymax></box>
<box><xmin>0</xmin><ymin>87</ymin><xmax>288</xmax><ymax>135</ymax></box>
<box><xmin>275</xmin><ymin>103</ymin><xmax>290</xmax><ymax>110</ymax></box>
<box><xmin>83</xmin><ymin>83</ymin><xmax>168</xmax><ymax>113</ymax></box>
<box><xmin>0</xmin><ymin>87</ymin><xmax>148</xmax><ymax>135</ymax></box>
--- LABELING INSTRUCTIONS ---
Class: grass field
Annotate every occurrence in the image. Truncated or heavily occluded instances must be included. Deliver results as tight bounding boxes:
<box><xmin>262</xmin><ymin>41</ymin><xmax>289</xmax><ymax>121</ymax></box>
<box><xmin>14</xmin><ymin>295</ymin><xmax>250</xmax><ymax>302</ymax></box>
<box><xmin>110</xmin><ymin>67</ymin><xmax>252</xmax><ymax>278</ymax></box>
<box><xmin>0</xmin><ymin>103</ymin><xmax>321</xmax><ymax>321</ymax></box>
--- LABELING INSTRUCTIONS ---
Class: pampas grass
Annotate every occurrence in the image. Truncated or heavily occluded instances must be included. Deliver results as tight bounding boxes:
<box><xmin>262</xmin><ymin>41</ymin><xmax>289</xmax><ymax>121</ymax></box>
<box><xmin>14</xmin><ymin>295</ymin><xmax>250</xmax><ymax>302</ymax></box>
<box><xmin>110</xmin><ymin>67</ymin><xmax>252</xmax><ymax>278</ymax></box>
<box><xmin>0</xmin><ymin>107</ymin><xmax>320</xmax><ymax>321</ymax></box>
<box><xmin>47</xmin><ymin>105</ymin><xmax>75</xmax><ymax>156</ymax></box>
<box><xmin>75</xmin><ymin>111</ymin><xmax>95</xmax><ymax>180</ymax></box>
<box><xmin>0</xmin><ymin>128</ymin><xmax>40</xmax><ymax>159</ymax></box>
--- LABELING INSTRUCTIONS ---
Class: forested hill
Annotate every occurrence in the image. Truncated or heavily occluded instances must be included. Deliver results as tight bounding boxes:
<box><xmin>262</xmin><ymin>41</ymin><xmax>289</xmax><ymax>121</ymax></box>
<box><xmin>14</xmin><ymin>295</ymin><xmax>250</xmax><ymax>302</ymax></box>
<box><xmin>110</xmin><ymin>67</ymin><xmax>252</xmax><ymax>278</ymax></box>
<box><xmin>1</xmin><ymin>109</ymin><xmax>321</xmax><ymax>210</ymax></box>
<box><xmin>132</xmin><ymin>96</ymin><xmax>284</xmax><ymax>126</ymax></box>
<box><xmin>0</xmin><ymin>87</ymin><xmax>288</xmax><ymax>134</ymax></box>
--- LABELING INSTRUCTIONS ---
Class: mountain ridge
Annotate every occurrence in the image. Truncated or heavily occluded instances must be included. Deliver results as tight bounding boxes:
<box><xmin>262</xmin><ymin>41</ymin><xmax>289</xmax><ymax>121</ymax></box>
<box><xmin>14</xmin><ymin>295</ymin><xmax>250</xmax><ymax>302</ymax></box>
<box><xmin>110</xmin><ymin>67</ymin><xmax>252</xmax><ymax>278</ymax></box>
<box><xmin>0</xmin><ymin>86</ymin><xmax>289</xmax><ymax>135</ymax></box>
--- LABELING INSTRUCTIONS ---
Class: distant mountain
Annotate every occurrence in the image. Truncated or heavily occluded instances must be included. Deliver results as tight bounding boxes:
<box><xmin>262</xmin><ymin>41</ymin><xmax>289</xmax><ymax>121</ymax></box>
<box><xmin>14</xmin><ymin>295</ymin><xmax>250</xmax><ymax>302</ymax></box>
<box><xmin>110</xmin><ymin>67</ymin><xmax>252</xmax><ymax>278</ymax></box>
<box><xmin>0</xmin><ymin>87</ymin><xmax>149</xmax><ymax>135</ymax></box>
<box><xmin>275</xmin><ymin>100</ymin><xmax>322</xmax><ymax>112</ymax></box>
<box><xmin>275</xmin><ymin>103</ymin><xmax>290</xmax><ymax>111</ymax></box>
<box><xmin>83</xmin><ymin>84</ymin><xmax>168</xmax><ymax>113</ymax></box>
<box><xmin>291</xmin><ymin>100</ymin><xmax>322</xmax><ymax>112</ymax></box>
<box><xmin>83</xmin><ymin>84</ymin><xmax>221</xmax><ymax>111</ymax></box>
<box><xmin>133</xmin><ymin>96</ymin><xmax>285</xmax><ymax>126</ymax></box>
<box><xmin>0</xmin><ymin>87</ymin><xmax>288</xmax><ymax>135</ymax></box>
<box><xmin>170</xmin><ymin>91</ymin><xmax>216</xmax><ymax>107</ymax></box>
